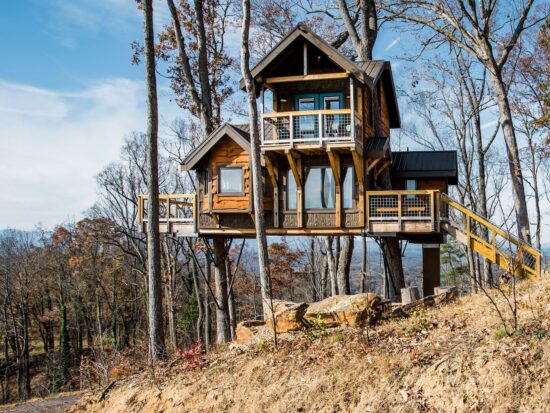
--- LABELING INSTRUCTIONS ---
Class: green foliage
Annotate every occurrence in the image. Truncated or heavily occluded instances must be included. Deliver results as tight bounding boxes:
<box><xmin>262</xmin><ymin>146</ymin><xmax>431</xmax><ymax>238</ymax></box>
<box><xmin>179</xmin><ymin>293</ymin><xmax>199</xmax><ymax>332</ymax></box>
<box><xmin>401</xmin><ymin>311</ymin><xmax>436</xmax><ymax>333</ymax></box>
<box><xmin>303</xmin><ymin>315</ymin><xmax>330</xmax><ymax>341</ymax></box>
<box><xmin>492</xmin><ymin>327</ymin><xmax>521</xmax><ymax>340</ymax></box>
<box><xmin>255</xmin><ymin>339</ymin><xmax>269</xmax><ymax>351</ymax></box>
<box><xmin>440</xmin><ymin>238</ymin><xmax>470</xmax><ymax>290</ymax></box>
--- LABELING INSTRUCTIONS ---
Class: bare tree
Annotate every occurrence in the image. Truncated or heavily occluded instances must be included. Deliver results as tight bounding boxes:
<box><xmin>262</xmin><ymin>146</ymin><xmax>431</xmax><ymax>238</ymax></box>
<box><xmin>241</xmin><ymin>0</ymin><xmax>276</xmax><ymax>322</ymax></box>
<box><xmin>143</xmin><ymin>0</ymin><xmax>166</xmax><ymax>361</ymax></box>
<box><xmin>382</xmin><ymin>0</ymin><xmax>546</xmax><ymax>243</ymax></box>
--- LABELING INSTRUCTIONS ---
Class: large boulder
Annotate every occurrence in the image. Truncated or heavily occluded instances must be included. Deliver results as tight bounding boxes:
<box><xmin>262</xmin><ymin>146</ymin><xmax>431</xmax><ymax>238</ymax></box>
<box><xmin>235</xmin><ymin>320</ymin><xmax>266</xmax><ymax>344</ymax></box>
<box><xmin>265</xmin><ymin>300</ymin><xmax>308</xmax><ymax>333</ymax></box>
<box><xmin>304</xmin><ymin>293</ymin><xmax>382</xmax><ymax>328</ymax></box>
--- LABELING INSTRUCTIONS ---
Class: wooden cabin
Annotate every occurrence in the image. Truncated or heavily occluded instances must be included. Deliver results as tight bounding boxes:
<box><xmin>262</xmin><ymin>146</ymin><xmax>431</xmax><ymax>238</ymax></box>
<box><xmin>174</xmin><ymin>25</ymin><xmax>457</xmax><ymax>240</ymax></box>
<box><xmin>138</xmin><ymin>24</ymin><xmax>543</xmax><ymax>292</ymax></box>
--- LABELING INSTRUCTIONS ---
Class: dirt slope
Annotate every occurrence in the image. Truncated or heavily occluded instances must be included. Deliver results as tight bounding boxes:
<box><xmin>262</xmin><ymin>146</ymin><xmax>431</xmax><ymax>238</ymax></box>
<box><xmin>68</xmin><ymin>278</ymin><xmax>550</xmax><ymax>413</ymax></box>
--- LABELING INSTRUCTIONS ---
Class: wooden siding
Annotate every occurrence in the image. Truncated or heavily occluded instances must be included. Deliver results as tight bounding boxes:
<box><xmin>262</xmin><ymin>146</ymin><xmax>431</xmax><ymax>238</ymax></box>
<box><xmin>392</xmin><ymin>178</ymin><xmax>448</xmax><ymax>194</ymax></box>
<box><xmin>211</xmin><ymin>137</ymin><xmax>250</xmax><ymax>211</ymax></box>
<box><xmin>379</xmin><ymin>82</ymin><xmax>390</xmax><ymax>137</ymax></box>
<box><xmin>208</xmin><ymin>137</ymin><xmax>272</xmax><ymax>212</ymax></box>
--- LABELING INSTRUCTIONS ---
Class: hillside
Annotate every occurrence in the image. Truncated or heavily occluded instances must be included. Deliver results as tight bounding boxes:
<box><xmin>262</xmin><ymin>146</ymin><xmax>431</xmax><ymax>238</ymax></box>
<box><xmin>68</xmin><ymin>277</ymin><xmax>550</xmax><ymax>413</ymax></box>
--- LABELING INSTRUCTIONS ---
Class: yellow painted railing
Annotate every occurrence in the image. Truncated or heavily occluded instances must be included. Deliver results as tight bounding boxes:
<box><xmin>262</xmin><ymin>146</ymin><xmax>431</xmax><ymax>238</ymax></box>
<box><xmin>366</xmin><ymin>190</ymin><xmax>440</xmax><ymax>231</ymax></box>
<box><xmin>137</xmin><ymin>194</ymin><xmax>197</xmax><ymax>228</ymax></box>
<box><xmin>440</xmin><ymin>194</ymin><xmax>542</xmax><ymax>279</ymax></box>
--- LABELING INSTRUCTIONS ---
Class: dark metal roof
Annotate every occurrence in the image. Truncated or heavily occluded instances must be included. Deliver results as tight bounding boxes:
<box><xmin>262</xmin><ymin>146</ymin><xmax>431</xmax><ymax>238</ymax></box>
<box><xmin>391</xmin><ymin>151</ymin><xmax>458</xmax><ymax>185</ymax></box>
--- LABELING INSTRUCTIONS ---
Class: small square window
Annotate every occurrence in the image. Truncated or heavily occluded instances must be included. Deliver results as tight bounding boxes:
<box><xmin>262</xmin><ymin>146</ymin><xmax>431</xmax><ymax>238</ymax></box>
<box><xmin>218</xmin><ymin>167</ymin><xmax>243</xmax><ymax>195</ymax></box>
<box><xmin>405</xmin><ymin>179</ymin><xmax>417</xmax><ymax>191</ymax></box>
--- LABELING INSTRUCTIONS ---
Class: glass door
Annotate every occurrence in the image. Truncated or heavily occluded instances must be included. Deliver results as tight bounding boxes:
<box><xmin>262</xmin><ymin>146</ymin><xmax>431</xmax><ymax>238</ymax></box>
<box><xmin>295</xmin><ymin>95</ymin><xmax>318</xmax><ymax>139</ymax></box>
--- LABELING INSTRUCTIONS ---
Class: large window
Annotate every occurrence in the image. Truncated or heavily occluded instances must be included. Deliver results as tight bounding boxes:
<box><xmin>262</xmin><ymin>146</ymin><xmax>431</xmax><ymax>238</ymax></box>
<box><xmin>218</xmin><ymin>167</ymin><xmax>243</xmax><ymax>195</ymax></box>
<box><xmin>305</xmin><ymin>166</ymin><xmax>335</xmax><ymax>209</ymax></box>
<box><xmin>286</xmin><ymin>170</ymin><xmax>297</xmax><ymax>210</ymax></box>
<box><xmin>343</xmin><ymin>166</ymin><xmax>356</xmax><ymax>209</ymax></box>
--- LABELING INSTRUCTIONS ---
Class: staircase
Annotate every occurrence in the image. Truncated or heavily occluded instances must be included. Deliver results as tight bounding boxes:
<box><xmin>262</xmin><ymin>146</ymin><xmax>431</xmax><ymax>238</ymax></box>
<box><xmin>440</xmin><ymin>194</ymin><xmax>542</xmax><ymax>279</ymax></box>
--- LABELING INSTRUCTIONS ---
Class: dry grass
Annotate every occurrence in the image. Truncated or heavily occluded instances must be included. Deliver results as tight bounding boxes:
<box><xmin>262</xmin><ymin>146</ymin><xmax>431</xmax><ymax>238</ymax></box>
<box><xmin>68</xmin><ymin>277</ymin><xmax>550</xmax><ymax>413</ymax></box>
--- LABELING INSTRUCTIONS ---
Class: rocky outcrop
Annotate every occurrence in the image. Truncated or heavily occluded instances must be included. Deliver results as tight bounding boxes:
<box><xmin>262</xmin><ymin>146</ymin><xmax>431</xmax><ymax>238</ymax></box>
<box><xmin>304</xmin><ymin>293</ymin><xmax>382</xmax><ymax>328</ymax></box>
<box><xmin>235</xmin><ymin>320</ymin><xmax>266</xmax><ymax>344</ymax></box>
<box><xmin>265</xmin><ymin>300</ymin><xmax>308</xmax><ymax>333</ymax></box>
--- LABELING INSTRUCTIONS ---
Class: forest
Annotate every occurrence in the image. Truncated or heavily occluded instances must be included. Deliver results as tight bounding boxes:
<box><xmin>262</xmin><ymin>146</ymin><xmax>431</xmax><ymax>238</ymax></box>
<box><xmin>0</xmin><ymin>0</ymin><xmax>548</xmax><ymax>406</ymax></box>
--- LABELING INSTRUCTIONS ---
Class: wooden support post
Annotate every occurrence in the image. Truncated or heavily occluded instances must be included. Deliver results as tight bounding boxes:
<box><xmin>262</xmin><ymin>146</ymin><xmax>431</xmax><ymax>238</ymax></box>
<box><xmin>350</xmin><ymin>77</ymin><xmax>355</xmax><ymax>142</ymax></box>
<box><xmin>374</xmin><ymin>160</ymin><xmax>391</xmax><ymax>179</ymax></box>
<box><xmin>422</xmin><ymin>244</ymin><xmax>441</xmax><ymax>296</ymax></box>
<box><xmin>366</xmin><ymin>157</ymin><xmax>381</xmax><ymax>174</ymax></box>
<box><xmin>327</xmin><ymin>150</ymin><xmax>342</xmax><ymax>227</ymax></box>
<box><xmin>351</xmin><ymin>149</ymin><xmax>365</xmax><ymax>228</ymax></box>
<box><xmin>264</xmin><ymin>155</ymin><xmax>279</xmax><ymax>228</ymax></box>
<box><xmin>286</xmin><ymin>151</ymin><xmax>303</xmax><ymax>227</ymax></box>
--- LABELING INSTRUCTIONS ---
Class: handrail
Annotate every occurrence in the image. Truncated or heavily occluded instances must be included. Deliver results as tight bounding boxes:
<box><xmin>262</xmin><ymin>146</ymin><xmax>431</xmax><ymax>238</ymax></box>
<box><xmin>440</xmin><ymin>193</ymin><xmax>542</xmax><ymax>278</ymax></box>
<box><xmin>137</xmin><ymin>194</ymin><xmax>197</xmax><ymax>226</ymax></box>
<box><xmin>262</xmin><ymin>108</ymin><xmax>351</xmax><ymax>118</ymax></box>
<box><xmin>366</xmin><ymin>190</ymin><xmax>440</xmax><ymax>232</ymax></box>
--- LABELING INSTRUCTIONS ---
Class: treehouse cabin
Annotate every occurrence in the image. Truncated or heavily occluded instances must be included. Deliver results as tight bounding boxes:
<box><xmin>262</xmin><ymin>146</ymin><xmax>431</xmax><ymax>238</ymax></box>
<box><xmin>170</xmin><ymin>25</ymin><xmax>456</xmax><ymax>240</ymax></box>
<box><xmin>138</xmin><ymin>24</ymin><xmax>543</xmax><ymax>291</ymax></box>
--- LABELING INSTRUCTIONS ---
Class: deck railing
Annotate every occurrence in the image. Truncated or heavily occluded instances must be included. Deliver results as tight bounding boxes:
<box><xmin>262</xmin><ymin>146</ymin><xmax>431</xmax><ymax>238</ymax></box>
<box><xmin>440</xmin><ymin>194</ymin><xmax>542</xmax><ymax>278</ymax></box>
<box><xmin>137</xmin><ymin>194</ymin><xmax>197</xmax><ymax>233</ymax></box>
<box><xmin>366</xmin><ymin>190</ymin><xmax>440</xmax><ymax>232</ymax></box>
<box><xmin>261</xmin><ymin>109</ymin><xmax>359</xmax><ymax>146</ymax></box>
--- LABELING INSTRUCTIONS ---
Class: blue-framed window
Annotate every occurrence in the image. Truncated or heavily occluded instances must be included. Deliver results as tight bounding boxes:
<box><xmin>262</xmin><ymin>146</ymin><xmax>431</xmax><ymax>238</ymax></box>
<box><xmin>294</xmin><ymin>93</ymin><xmax>345</xmax><ymax>139</ymax></box>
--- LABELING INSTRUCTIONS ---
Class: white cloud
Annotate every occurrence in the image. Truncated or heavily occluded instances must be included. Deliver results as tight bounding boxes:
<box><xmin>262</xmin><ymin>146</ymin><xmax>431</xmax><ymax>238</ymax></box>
<box><xmin>385</xmin><ymin>37</ymin><xmax>401</xmax><ymax>51</ymax></box>
<box><xmin>0</xmin><ymin>78</ymin><xmax>148</xmax><ymax>230</ymax></box>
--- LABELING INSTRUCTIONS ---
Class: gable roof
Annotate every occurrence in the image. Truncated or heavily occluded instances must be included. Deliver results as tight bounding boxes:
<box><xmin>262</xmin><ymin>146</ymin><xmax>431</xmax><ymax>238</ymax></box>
<box><xmin>239</xmin><ymin>23</ymin><xmax>371</xmax><ymax>89</ymax></box>
<box><xmin>240</xmin><ymin>24</ymin><xmax>401</xmax><ymax>128</ymax></box>
<box><xmin>180</xmin><ymin>123</ymin><xmax>250</xmax><ymax>171</ymax></box>
<box><xmin>391</xmin><ymin>151</ymin><xmax>458</xmax><ymax>185</ymax></box>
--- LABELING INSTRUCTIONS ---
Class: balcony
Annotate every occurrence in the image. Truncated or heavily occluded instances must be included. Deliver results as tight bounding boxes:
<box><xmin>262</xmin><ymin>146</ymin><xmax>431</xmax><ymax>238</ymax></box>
<box><xmin>137</xmin><ymin>194</ymin><xmax>197</xmax><ymax>236</ymax></box>
<box><xmin>366</xmin><ymin>190</ymin><xmax>440</xmax><ymax>234</ymax></box>
<box><xmin>261</xmin><ymin>109</ymin><xmax>360</xmax><ymax>150</ymax></box>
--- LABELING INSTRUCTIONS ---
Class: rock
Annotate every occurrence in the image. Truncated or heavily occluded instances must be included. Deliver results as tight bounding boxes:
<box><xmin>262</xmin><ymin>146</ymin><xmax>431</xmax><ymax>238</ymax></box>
<box><xmin>434</xmin><ymin>286</ymin><xmax>457</xmax><ymax>296</ymax></box>
<box><xmin>401</xmin><ymin>287</ymin><xmax>420</xmax><ymax>305</ymax></box>
<box><xmin>265</xmin><ymin>301</ymin><xmax>308</xmax><ymax>333</ymax></box>
<box><xmin>304</xmin><ymin>293</ymin><xmax>382</xmax><ymax>328</ymax></box>
<box><xmin>235</xmin><ymin>320</ymin><xmax>266</xmax><ymax>344</ymax></box>
<box><xmin>392</xmin><ymin>289</ymin><xmax>456</xmax><ymax>317</ymax></box>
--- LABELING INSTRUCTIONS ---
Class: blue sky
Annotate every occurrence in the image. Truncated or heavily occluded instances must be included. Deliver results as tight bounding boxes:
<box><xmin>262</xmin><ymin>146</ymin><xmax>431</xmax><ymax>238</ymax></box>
<box><xmin>0</xmin><ymin>0</ymin><xmax>405</xmax><ymax>231</ymax></box>
<box><xmin>0</xmin><ymin>1</ymin><xmax>546</xmax><ymax>242</ymax></box>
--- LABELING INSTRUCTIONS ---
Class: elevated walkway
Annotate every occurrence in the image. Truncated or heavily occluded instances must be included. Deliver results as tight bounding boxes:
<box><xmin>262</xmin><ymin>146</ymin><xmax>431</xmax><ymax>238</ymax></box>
<box><xmin>136</xmin><ymin>191</ymin><xmax>543</xmax><ymax>279</ymax></box>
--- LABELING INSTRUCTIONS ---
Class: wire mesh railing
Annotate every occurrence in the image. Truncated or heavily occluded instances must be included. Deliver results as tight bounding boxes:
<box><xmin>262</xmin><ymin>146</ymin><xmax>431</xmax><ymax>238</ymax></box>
<box><xmin>439</xmin><ymin>193</ymin><xmax>542</xmax><ymax>278</ymax></box>
<box><xmin>261</xmin><ymin>109</ymin><xmax>355</xmax><ymax>146</ymax></box>
<box><xmin>366</xmin><ymin>190</ymin><xmax>439</xmax><ymax>231</ymax></box>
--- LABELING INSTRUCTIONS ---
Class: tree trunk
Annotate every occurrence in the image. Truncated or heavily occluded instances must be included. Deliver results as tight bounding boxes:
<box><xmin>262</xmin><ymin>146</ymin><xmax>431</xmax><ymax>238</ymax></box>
<box><xmin>378</xmin><ymin>170</ymin><xmax>406</xmax><ymax>300</ymax></box>
<box><xmin>143</xmin><ymin>0</ymin><xmax>166</xmax><ymax>361</ymax></box>
<box><xmin>225</xmin><ymin>260</ymin><xmax>236</xmax><ymax>341</ymax></box>
<box><xmin>212</xmin><ymin>239</ymin><xmax>230</xmax><ymax>344</ymax></box>
<box><xmin>325</xmin><ymin>237</ymin><xmax>338</xmax><ymax>296</ymax></box>
<box><xmin>240</xmin><ymin>0</ymin><xmax>275</xmax><ymax>321</ymax></box>
<box><xmin>203</xmin><ymin>253</ymin><xmax>212</xmax><ymax>350</ymax></box>
<box><xmin>488</xmin><ymin>67</ymin><xmax>531</xmax><ymax>243</ymax></box>
<box><xmin>191</xmin><ymin>258</ymin><xmax>203</xmax><ymax>343</ymax></box>
<box><xmin>361</xmin><ymin>235</ymin><xmax>367</xmax><ymax>293</ymax></box>
<box><xmin>337</xmin><ymin>236</ymin><xmax>353</xmax><ymax>294</ymax></box>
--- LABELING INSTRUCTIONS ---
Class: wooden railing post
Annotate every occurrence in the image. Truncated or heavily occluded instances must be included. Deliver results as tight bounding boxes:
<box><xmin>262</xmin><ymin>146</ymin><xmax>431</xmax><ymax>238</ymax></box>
<box><xmin>397</xmin><ymin>193</ymin><xmax>402</xmax><ymax>232</ymax></box>
<box><xmin>318</xmin><ymin>112</ymin><xmax>323</xmax><ymax>144</ymax></box>
<box><xmin>289</xmin><ymin>114</ymin><xmax>294</xmax><ymax>147</ymax></box>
